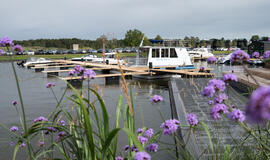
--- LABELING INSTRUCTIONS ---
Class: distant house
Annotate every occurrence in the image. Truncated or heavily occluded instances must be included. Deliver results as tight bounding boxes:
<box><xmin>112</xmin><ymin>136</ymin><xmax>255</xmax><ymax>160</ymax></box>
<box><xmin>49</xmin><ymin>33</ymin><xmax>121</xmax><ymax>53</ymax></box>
<box><xmin>248</xmin><ymin>40</ymin><xmax>270</xmax><ymax>56</ymax></box>
<box><xmin>73</xmin><ymin>44</ymin><xmax>79</xmax><ymax>51</ymax></box>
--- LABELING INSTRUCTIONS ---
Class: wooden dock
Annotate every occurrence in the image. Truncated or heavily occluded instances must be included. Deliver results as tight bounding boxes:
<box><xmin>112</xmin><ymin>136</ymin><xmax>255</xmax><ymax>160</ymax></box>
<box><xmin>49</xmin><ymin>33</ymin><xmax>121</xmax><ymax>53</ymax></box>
<box><xmin>28</xmin><ymin>59</ymin><xmax>214</xmax><ymax>80</ymax></box>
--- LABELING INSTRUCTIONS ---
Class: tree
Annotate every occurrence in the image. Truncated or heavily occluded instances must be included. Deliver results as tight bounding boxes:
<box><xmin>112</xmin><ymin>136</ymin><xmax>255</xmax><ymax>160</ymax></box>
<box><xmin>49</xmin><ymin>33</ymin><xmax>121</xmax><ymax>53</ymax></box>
<box><xmin>124</xmin><ymin>29</ymin><xmax>145</xmax><ymax>47</ymax></box>
<box><xmin>250</xmin><ymin>35</ymin><xmax>259</xmax><ymax>42</ymax></box>
<box><xmin>154</xmin><ymin>35</ymin><xmax>163</xmax><ymax>40</ymax></box>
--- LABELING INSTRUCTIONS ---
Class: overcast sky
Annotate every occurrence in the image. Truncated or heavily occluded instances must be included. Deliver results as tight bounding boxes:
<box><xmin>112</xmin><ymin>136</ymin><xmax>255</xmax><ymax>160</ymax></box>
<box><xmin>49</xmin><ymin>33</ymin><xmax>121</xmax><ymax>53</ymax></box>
<box><xmin>0</xmin><ymin>0</ymin><xmax>269</xmax><ymax>40</ymax></box>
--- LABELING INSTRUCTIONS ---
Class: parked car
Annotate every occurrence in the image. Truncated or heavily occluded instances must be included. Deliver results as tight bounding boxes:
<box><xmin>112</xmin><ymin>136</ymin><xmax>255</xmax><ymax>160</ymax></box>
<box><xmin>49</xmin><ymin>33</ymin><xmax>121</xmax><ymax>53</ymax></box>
<box><xmin>91</xmin><ymin>49</ymin><xmax>97</xmax><ymax>53</ymax></box>
<box><xmin>27</xmin><ymin>50</ymin><xmax>35</xmax><ymax>55</ymax></box>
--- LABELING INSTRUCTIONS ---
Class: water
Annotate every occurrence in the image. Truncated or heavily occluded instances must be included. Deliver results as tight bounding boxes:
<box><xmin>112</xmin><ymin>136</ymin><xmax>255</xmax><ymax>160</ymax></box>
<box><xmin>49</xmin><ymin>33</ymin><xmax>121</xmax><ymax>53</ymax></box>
<box><xmin>0</xmin><ymin>62</ymin><xmax>173</xmax><ymax>159</ymax></box>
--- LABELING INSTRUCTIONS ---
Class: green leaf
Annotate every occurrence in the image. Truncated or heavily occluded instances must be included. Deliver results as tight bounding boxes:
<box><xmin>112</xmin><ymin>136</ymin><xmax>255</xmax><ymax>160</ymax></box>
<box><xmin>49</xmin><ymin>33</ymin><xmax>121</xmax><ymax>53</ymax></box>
<box><xmin>12</xmin><ymin>144</ymin><xmax>19</xmax><ymax>160</ymax></box>
<box><xmin>101</xmin><ymin>128</ymin><xmax>121</xmax><ymax>159</ymax></box>
<box><xmin>122</xmin><ymin>128</ymin><xmax>144</xmax><ymax>151</ymax></box>
<box><xmin>201</xmin><ymin>122</ymin><xmax>214</xmax><ymax>157</ymax></box>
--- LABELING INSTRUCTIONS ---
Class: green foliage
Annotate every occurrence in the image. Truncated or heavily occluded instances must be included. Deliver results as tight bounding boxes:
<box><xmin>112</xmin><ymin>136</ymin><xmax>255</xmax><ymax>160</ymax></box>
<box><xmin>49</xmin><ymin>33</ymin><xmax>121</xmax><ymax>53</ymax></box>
<box><xmin>124</xmin><ymin>29</ymin><xmax>145</xmax><ymax>47</ymax></box>
<box><xmin>154</xmin><ymin>35</ymin><xmax>163</xmax><ymax>40</ymax></box>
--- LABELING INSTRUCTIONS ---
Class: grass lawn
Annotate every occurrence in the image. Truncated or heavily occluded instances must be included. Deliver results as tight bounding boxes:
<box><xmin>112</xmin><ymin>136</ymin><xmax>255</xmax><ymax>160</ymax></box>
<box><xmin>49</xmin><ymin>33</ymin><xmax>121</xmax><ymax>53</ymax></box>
<box><xmin>0</xmin><ymin>53</ymin><xmax>137</xmax><ymax>61</ymax></box>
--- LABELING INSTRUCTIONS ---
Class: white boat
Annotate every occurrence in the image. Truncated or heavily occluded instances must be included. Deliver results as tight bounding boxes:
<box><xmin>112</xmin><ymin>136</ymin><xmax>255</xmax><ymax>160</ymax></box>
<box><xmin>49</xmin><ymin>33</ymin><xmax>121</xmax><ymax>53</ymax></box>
<box><xmin>218</xmin><ymin>53</ymin><xmax>232</xmax><ymax>64</ymax></box>
<box><xmin>135</xmin><ymin>46</ymin><xmax>194</xmax><ymax>69</ymax></box>
<box><xmin>23</xmin><ymin>57</ymin><xmax>52</xmax><ymax>67</ymax></box>
<box><xmin>92</xmin><ymin>52</ymin><xmax>126</xmax><ymax>65</ymax></box>
<box><xmin>71</xmin><ymin>54</ymin><xmax>98</xmax><ymax>62</ymax></box>
<box><xmin>188</xmin><ymin>48</ymin><xmax>214</xmax><ymax>58</ymax></box>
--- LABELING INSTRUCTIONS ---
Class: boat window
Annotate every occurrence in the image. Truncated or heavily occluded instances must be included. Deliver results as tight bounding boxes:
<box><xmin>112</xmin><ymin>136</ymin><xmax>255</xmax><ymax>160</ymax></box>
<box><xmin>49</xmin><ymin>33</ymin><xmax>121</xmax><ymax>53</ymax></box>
<box><xmin>161</xmin><ymin>49</ymin><xmax>169</xmax><ymax>57</ymax></box>
<box><xmin>170</xmin><ymin>48</ymin><xmax>177</xmax><ymax>58</ymax></box>
<box><xmin>139</xmin><ymin>48</ymin><xmax>149</xmax><ymax>58</ymax></box>
<box><xmin>152</xmin><ymin>48</ymin><xmax>160</xmax><ymax>58</ymax></box>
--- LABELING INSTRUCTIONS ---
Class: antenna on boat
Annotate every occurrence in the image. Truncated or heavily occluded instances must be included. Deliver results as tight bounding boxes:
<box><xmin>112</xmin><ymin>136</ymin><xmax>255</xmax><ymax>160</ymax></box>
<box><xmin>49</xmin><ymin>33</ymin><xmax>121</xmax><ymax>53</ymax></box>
<box><xmin>139</xmin><ymin>36</ymin><xmax>144</xmax><ymax>47</ymax></box>
<box><xmin>136</xmin><ymin>36</ymin><xmax>145</xmax><ymax>66</ymax></box>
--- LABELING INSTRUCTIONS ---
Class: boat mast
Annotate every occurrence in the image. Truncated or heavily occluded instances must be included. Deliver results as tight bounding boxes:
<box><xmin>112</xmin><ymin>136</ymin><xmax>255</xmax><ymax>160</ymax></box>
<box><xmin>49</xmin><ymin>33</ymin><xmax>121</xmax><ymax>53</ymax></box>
<box><xmin>102</xmin><ymin>34</ymin><xmax>105</xmax><ymax>64</ymax></box>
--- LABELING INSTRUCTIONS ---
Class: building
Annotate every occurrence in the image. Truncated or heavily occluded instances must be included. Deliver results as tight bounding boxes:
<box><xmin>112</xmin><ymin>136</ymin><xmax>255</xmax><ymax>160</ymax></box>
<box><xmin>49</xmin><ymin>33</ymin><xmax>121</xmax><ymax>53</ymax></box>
<box><xmin>73</xmin><ymin>44</ymin><xmax>79</xmax><ymax>51</ymax></box>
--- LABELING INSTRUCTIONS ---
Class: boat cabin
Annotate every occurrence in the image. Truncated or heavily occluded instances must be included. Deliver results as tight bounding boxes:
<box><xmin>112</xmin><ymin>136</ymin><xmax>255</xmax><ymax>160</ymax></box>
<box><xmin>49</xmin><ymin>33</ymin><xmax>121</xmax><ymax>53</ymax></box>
<box><xmin>136</xmin><ymin>46</ymin><xmax>193</xmax><ymax>68</ymax></box>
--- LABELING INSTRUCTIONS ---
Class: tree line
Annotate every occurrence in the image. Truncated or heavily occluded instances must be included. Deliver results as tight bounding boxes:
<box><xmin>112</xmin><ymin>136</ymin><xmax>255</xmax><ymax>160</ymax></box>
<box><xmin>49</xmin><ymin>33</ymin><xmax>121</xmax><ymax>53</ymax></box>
<box><xmin>13</xmin><ymin>29</ymin><xmax>269</xmax><ymax>50</ymax></box>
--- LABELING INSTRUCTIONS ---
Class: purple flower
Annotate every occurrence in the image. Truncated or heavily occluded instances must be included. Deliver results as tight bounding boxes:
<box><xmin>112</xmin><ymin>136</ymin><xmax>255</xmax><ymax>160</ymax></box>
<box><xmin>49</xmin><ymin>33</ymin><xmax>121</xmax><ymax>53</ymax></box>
<box><xmin>138</xmin><ymin>136</ymin><xmax>148</xmax><ymax>145</ymax></box>
<box><xmin>268</xmin><ymin>37</ymin><xmax>270</xmax><ymax>41</ymax></box>
<box><xmin>20</xmin><ymin>142</ymin><xmax>26</xmax><ymax>148</ymax></box>
<box><xmin>0</xmin><ymin>36</ymin><xmax>13</xmax><ymax>47</ymax></box>
<box><xmin>186</xmin><ymin>113</ymin><xmax>198</xmax><ymax>126</ymax></box>
<box><xmin>160</xmin><ymin>119</ymin><xmax>180</xmax><ymax>135</ymax></box>
<box><xmin>246</xmin><ymin>86</ymin><xmax>270</xmax><ymax>123</ymax></box>
<box><xmin>144</xmin><ymin>128</ymin><xmax>154</xmax><ymax>138</ymax></box>
<box><xmin>33</xmin><ymin>116</ymin><xmax>48</xmax><ymax>123</ymax></box>
<box><xmin>12</xmin><ymin>100</ymin><xmax>18</xmax><ymax>106</ymax></box>
<box><xmin>74</xmin><ymin>65</ymin><xmax>85</xmax><ymax>74</ymax></box>
<box><xmin>0</xmin><ymin>49</ymin><xmax>3</xmax><ymax>55</ymax></box>
<box><xmin>60</xmin><ymin>120</ymin><xmax>65</xmax><ymax>126</ymax></box>
<box><xmin>201</xmin><ymin>85</ymin><xmax>215</xmax><ymax>97</ymax></box>
<box><xmin>10</xmin><ymin>126</ymin><xmax>19</xmax><ymax>132</ymax></box>
<box><xmin>84</xmin><ymin>69</ymin><xmax>96</xmax><ymax>79</ymax></box>
<box><xmin>12</xmin><ymin>45</ymin><xmax>23</xmax><ymax>52</ymax></box>
<box><xmin>208</xmin><ymin>79</ymin><xmax>226</xmax><ymax>92</ymax></box>
<box><xmin>214</xmin><ymin>93</ymin><xmax>228</xmax><ymax>103</ymax></box>
<box><xmin>207</xmin><ymin>56</ymin><xmax>217</xmax><ymax>64</ymax></box>
<box><xmin>223</xmin><ymin>74</ymin><xmax>238</xmax><ymax>82</ymax></box>
<box><xmin>230</xmin><ymin>50</ymin><xmax>250</xmax><ymax>62</ymax></box>
<box><xmin>264</xmin><ymin>51</ymin><xmax>270</xmax><ymax>59</ymax></box>
<box><xmin>210</xmin><ymin>104</ymin><xmax>228</xmax><ymax>120</ymax></box>
<box><xmin>134</xmin><ymin>152</ymin><xmax>151</xmax><ymax>160</ymax></box>
<box><xmin>57</xmin><ymin>131</ymin><xmax>66</xmax><ymax>140</ymax></box>
<box><xmin>20</xmin><ymin>131</ymin><xmax>24</xmax><ymax>136</ymax></box>
<box><xmin>39</xmin><ymin>141</ymin><xmax>45</xmax><ymax>147</ymax></box>
<box><xmin>199</xmin><ymin>67</ymin><xmax>205</xmax><ymax>72</ymax></box>
<box><xmin>229</xmin><ymin>109</ymin><xmax>245</xmax><ymax>122</ymax></box>
<box><xmin>151</xmin><ymin>95</ymin><xmax>163</xmax><ymax>103</ymax></box>
<box><xmin>46</xmin><ymin>82</ymin><xmax>56</xmax><ymax>88</ymax></box>
<box><xmin>252</xmin><ymin>52</ymin><xmax>260</xmax><ymax>58</ymax></box>
<box><xmin>10</xmin><ymin>141</ymin><xmax>14</xmax><ymax>146</ymax></box>
<box><xmin>145</xmin><ymin>143</ymin><xmax>158</xmax><ymax>152</ymax></box>
<box><xmin>136</xmin><ymin>128</ymin><xmax>144</xmax><ymax>134</ymax></box>
<box><xmin>208</xmin><ymin>100</ymin><xmax>214</xmax><ymax>105</ymax></box>
<box><xmin>123</xmin><ymin>145</ymin><xmax>129</xmax><ymax>152</ymax></box>
<box><xmin>115</xmin><ymin>156</ymin><xmax>123</xmax><ymax>160</ymax></box>
<box><xmin>68</xmin><ymin>70</ymin><xmax>75</xmax><ymax>76</ymax></box>
<box><xmin>131</xmin><ymin>145</ymin><xmax>138</xmax><ymax>152</ymax></box>
<box><xmin>47</xmin><ymin>127</ymin><xmax>57</xmax><ymax>132</ymax></box>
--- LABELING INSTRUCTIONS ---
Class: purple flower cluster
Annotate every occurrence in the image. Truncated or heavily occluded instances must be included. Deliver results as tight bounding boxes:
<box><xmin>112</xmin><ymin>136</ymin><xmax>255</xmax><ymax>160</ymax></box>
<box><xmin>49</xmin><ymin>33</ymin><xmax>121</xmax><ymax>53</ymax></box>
<box><xmin>186</xmin><ymin>113</ymin><xmax>198</xmax><ymax>126</ymax></box>
<box><xmin>20</xmin><ymin>142</ymin><xmax>26</xmax><ymax>148</ymax></box>
<box><xmin>144</xmin><ymin>128</ymin><xmax>154</xmax><ymax>138</ymax></box>
<box><xmin>207</xmin><ymin>56</ymin><xmax>217</xmax><ymax>64</ymax></box>
<box><xmin>210</xmin><ymin>104</ymin><xmax>228</xmax><ymax>120</ymax></box>
<box><xmin>115</xmin><ymin>156</ymin><xmax>123</xmax><ymax>160</ymax></box>
<box><xmin>34</xmin><ymin>116</ymin><xmax>48</xmax><ymax>123</ymax></box>
<box><xmin>0</xmin><ymin>36</ymin><xmax>13</xmax><ymax>47</ymax></box>
<box><xmin>60</xmin><ymin>120</ymin><xmax>65</xmax><ymax>126</ymax></box>
<box><xmin>214</xmin><ymin>93</ymin><xmax>228</xmax><ymax>103</ymax></box>
<box><xmin>10</xmin><ymin>126</ymin><xmax>19</xmax><ymax>132</ymax></box>
<box><xmin>199</xmin><ymin>67</ymin><xmax>205</xmax><ymax>72</ymax></box>
<box><xmin>229</xmin><ymin>109</ymin><xmax>245</xmax><ymax>122</ymax></box>
<box><xmin>202</xmin><ymin>79</ymin><xmax>226</xmax><ymax>97</ymax></box>
<box><xmin>46</xmin><ymin>82</ymin><xmax>56</xmax><ymax>88</ymax></box>
<box><xmin>84</xmin><ymin>69</ymin><xmax>96</xmax><ymax>79</ymax></box>
<box><xmin>246</xmin><ymin>86</ymin><xmax>270</xmax><ymax>123</ymax></box>
<box><xmin>57</xmin><ymin>131</ymin><xmax>66</xmax><ymax>140</ymax></box>
<box><xmin>223</xmin><ymin>73</ymin><xmax>238</xmax><ymax>82</ymax></box>
<box><xmin>39</xmin><ymin>141</ymin><xmax>45</xmax><ymax>147</ymax></box>
<box><xmin>230</xmin><ymin>50</ymin><xmax>250</xmax><ymax>62</ymax></box>
<box><xmin>208</xmin><ymin>100</ymin><xmax>214</xmax><ymax>105</ymax></box>
<box><xmin>264</xmin><ymin>51</ymin><xmax>270</xmax><ymax>59</ymax></box>
<box><xmin>208</xmin><ymin>79</ymin><xmax>226</xmax><ymax>91</ymax></box>
<box><xmin>68</xmin><ymin>70</ymin><xmax>75</xmax><ymax>76</ymax></box>
<box><xmin>136</xmin><ymin>128</ymin><xmax>144</xmax><ymax>134</ymax></box>
<box><xmin>74</xmin><ymin>65</ymin><xmax>85</xmax><ymax>74</ymax></box>
<box><xmin>12</xmin><ymin>45</ymin><xmax>23</xmax><ymax>52</ymax></box>
<box><xmin>134</xmin><ymin>152</ymin><xmax>151</xmax><ymax>160</ymax></box>
<box><xmin>130</xmin><ymin>145</ymin><xmax>138</xmax><ymax>152</ymax></box>
<box><xmin>151</xmin><ymin>95</ymin><xmax>163</xmax><ymax>103</ymax></box>
<box><xmin>138</xmin><ymin>136</ymin><xmax>148</xmax><ymax>145</ymax></box>
<box><xmin>160</xmin><ymin>119</ymin><xmax>179</xmax><ymax>135</ymax></box>
<box><xmin>252</xmin><ymin>52</ymin><xmax>260</xmax><ymax>58</ymax></box>
<box><xmin>12</xmin><ymin>100</ymin><xmax>18</xmax><ymax>105</ymax></box>
<box><xmin>124</xmin><ymin>145</ymin><xmax>129</xmax><ymax>152</ymax></box>
<box><xmin>0</xmin><ymin>49</ymin><xmax>3</xmax><ymax>55</ymax></box>
<box><xmin>145</xmin><ymin>143</ymin><xmax>158</xmax><ymax>152</ymax></box>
